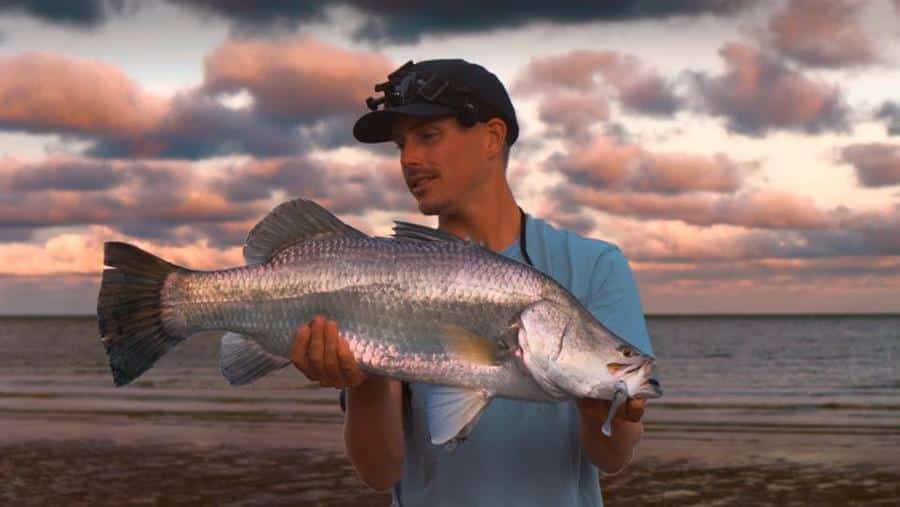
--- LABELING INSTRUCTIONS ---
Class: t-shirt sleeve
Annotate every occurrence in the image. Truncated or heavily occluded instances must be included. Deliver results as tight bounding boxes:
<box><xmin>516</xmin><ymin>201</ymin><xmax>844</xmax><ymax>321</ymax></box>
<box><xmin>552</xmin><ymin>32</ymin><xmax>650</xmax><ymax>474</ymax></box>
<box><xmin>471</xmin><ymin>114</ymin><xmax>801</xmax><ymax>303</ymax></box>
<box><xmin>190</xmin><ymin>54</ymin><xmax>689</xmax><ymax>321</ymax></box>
<box><xmin>586</xmin><ymin>246</ymin><xmax>654</xmax><ymax>356</ymax></box>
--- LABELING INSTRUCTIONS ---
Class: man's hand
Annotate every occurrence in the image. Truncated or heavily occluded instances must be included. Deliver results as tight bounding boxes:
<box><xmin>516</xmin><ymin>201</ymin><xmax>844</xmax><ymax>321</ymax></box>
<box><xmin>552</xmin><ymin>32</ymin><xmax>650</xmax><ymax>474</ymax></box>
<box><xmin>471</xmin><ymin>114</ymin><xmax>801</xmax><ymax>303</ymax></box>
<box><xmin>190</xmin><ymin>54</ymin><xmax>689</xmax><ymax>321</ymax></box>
<box><xmin>290</xmin><ymin>314</ymin><xmax>368</xmax><ymax>388</ymax></box>
<box><xmin>575</xmin><ymin>397</ymin><xmax>646</xmax><ymax>424</ymax></box>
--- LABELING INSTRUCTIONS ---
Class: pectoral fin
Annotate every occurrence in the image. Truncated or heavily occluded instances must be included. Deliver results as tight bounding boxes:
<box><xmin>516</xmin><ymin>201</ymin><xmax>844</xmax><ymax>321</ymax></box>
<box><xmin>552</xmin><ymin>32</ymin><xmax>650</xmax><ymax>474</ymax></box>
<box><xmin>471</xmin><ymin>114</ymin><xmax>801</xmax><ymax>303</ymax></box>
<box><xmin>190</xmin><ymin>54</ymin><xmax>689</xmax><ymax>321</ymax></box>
<box><xmin>437</xmin><ymin>323</ymin><xmax>507</xmax><ymax>365</ymax></box>
<box><xmin>219</xmin><ymin>332</ymin><xmax>291</xmax><ymax>386</ymax></box>
<box><xmin>425</xmin><ymin>385</ymin><xmax>493</xmax><ymax>449</ymax></box>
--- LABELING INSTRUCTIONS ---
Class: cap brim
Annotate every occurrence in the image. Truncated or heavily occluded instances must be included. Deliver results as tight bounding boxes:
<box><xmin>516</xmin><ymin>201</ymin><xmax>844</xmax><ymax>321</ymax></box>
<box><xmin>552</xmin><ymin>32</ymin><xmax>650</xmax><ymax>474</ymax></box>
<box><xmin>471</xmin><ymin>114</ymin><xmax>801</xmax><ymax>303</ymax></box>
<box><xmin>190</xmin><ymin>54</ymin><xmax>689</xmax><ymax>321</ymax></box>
<box><xmin>353</xmin><ymin>103</ymin><xmax>457</xmax><ymax>143</ymax></box>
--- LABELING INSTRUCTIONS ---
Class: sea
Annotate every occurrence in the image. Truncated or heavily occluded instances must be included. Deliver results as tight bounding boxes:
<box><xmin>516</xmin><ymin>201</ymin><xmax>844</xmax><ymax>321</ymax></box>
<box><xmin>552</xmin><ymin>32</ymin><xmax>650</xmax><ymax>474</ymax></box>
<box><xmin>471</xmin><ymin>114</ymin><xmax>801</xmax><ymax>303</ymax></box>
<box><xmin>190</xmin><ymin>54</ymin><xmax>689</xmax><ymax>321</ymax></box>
<box><xmin>1</xmin><ymin>315</ymin><xmax>898</xmax><ymax>437</ymax></box>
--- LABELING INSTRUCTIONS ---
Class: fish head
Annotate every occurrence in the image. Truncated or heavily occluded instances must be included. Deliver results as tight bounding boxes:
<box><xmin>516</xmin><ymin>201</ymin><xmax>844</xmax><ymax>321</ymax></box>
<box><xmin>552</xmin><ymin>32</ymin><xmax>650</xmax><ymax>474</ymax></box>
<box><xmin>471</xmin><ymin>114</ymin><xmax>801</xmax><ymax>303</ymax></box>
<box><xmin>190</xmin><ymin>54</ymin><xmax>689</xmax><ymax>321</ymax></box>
<box><xmin>562</xmin><ymin>315</ymin><xmax>662</xmax><ymax>401</ymax></box>
<box><xmin>518</xmin><ymin>299</ymin><xmax>662</xmax><ymax>401</ymax></box>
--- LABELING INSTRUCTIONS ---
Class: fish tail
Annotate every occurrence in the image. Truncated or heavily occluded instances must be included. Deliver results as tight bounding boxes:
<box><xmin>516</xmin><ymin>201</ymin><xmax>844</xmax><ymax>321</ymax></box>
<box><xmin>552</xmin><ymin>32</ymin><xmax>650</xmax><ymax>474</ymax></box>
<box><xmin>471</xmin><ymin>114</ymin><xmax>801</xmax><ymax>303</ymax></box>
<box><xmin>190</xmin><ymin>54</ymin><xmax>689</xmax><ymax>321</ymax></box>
<box><xmin>97</xmin><ymin>241</ymin><xmax>190</xmax><ymax>387</ymax></box>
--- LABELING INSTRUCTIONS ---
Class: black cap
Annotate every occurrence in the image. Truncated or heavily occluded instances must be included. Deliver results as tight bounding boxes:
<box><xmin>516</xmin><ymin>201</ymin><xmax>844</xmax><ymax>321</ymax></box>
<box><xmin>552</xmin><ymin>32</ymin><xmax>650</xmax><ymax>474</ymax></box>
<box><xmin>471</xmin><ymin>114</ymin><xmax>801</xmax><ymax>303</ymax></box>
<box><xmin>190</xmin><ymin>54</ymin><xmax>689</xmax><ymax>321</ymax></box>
<box><xmin>353</xmin><ymin>58</ymin><xmax>519</xmax><ymax>146</ymax></box>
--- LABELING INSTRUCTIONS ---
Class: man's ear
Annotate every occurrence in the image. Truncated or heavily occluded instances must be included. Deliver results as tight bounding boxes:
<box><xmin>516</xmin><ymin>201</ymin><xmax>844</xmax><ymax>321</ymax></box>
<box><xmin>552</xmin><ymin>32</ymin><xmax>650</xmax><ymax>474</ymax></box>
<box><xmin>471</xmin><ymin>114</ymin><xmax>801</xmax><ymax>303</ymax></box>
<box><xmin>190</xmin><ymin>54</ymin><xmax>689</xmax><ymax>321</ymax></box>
<box><xmin>484</xmin><ymin>117</ymin><xmax>507</xmax><ymax>160</ymax></box>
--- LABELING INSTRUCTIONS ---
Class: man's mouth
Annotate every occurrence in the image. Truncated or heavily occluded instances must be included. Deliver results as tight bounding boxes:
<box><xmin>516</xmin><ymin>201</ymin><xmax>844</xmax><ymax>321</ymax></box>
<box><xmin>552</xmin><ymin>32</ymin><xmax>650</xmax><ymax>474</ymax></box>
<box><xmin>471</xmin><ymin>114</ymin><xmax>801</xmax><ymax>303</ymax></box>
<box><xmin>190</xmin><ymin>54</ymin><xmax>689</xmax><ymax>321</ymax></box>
<box><xmin>410</xmin><ymin>175</ymin><xmax>437</xmax><ymax>195</ymax></box>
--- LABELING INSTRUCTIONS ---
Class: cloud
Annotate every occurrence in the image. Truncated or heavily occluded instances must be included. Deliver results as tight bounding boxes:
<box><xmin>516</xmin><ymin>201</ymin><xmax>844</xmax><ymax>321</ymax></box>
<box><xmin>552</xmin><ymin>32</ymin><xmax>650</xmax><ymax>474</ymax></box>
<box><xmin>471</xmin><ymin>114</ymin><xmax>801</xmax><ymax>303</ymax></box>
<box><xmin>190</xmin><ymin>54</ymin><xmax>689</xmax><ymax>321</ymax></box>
<box><xmin>0</xmin><ymin>52</ymin><xmax>167</xmax><ymax>138</ymax></box>
<box><xmin>0</xmin><ymin>38</ymin><xmax>391</xmax><ymax>158</ymax></box>
<box><xmin>0</xmin><ymin>152</ymin><xmax>417</xmax><ymax>246</ymax></box>
<box><xmin>513</xmin><ymin>49</ymin><xmax>682</xmax><ymax>116</ymax></box>
<box><xmin>86</xmin><ymin>92</ymin><xmax>313</xmax><ymax>159</ymax></box>
<box><xmin>0</xmin><ymin>0</ymin><xmax>122</xmax><ymax>28</ymax></box>
<box><xmin>876</xmin><ymin>101</ymin><xmax>900</xmax><ymax>136</ymax></box>
<box><xmin>550</xmin><ymin>133</ymin><xmax>743</xmax><ymax>194</ymax></box>
<box><xmin>0</xmin><ymin>225</ymin><xmax>244</xmax><ymax>276</ymax></box>
<box><xmin>0</xmin><ymin>156</ymin><xmax>263</xmax><ymax>245</ymax></box>
<box><xmin>202</xmin><ymin>36</ymin><xmax>394</xmax><ymax>123</ymax></box>
<box><xmin>554</xmin><ymin>185</ymin><xmax>833</xmax><ymax>230</ymax></box>
<box><xmin>764</xmin><ymin>0</ymin><xmax>877</xmax><ymax>68</ymax></box>
<box><xmin>165</xmin><ymin>1</ymin><xmax>755</xmax><ymax>45</ymax></box>
<box><xmin>840</xmin><ymin>143</ymin><xmax>900</xmax><ymax>187</ymax></box>
<box><xmin>689</xmin><ymin>42</ymin><xmax>849</xmax><ymax>136</ymax></box>
<box><xmin>536</xmin><ymin>90</ymin><xmax>610</xmax><ymax>141</ymax></box>
<box><xmin>215</xmin><ymin>156</ymin><xmax>416</xmax><ymax>216</ymax></box>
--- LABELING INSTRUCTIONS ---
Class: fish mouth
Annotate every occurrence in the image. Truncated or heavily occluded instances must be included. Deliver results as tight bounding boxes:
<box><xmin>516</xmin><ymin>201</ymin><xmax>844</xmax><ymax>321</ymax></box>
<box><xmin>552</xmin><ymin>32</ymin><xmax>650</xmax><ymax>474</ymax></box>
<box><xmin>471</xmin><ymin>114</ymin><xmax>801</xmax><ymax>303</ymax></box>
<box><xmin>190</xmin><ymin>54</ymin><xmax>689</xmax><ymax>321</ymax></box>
<box><xmin>628</xmin><ymin>361</ymin><xmax>663</xmax><ymax>399</ymax></box>
<box><xmin>640</xmin><ymin>377</ymin><xmax>663</xmax><ymax>398</ymax></box>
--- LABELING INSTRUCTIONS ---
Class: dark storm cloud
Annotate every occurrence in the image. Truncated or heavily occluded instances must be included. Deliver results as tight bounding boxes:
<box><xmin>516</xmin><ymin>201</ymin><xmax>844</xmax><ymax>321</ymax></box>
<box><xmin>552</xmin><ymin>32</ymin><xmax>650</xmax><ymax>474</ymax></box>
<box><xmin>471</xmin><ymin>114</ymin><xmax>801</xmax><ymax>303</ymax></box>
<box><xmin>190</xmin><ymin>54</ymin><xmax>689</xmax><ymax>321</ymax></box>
<box><xmin>162</xmin><ymin>0</ymin><xmax>754</xmax><ymax>44</ymax></box>
<box><xmin>689</xmin><ymin>42</ymin><xmax>850</xmax><ymax>136</ymax></box>
<box><xmin>876</xmin><ymin>102</ymin><xmax>900</xmax><ymax>136</ymax></box>
<box><xmin>0</xmin><ymin>0</ymin><xmax>123</xmax><ymax>28</ymax></box>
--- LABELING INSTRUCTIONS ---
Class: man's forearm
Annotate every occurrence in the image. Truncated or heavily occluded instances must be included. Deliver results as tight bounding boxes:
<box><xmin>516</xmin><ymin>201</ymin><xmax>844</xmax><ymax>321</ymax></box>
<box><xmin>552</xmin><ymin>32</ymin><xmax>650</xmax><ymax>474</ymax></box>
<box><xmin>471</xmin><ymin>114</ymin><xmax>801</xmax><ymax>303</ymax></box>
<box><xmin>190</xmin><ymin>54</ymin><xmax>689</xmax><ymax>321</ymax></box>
<box><xmin>578</xmin><ymin>412</ymin><xmax>643</xmax><ymax>474</ymax></box>
<box><xmin>343</xmin><ymin>376</ymin><xmax>405</xmax><ymax>491</ymax></box>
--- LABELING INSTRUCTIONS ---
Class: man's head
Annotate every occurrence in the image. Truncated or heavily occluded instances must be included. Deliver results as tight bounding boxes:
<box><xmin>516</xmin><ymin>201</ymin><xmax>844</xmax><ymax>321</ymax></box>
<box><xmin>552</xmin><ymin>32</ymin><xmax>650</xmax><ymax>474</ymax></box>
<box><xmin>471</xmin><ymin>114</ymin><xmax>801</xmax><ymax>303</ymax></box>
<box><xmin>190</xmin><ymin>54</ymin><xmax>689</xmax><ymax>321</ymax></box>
<box><xmin>353</xmin><ymin>59</ymin><xmax>518</xmax><ymax>215</ymax></box>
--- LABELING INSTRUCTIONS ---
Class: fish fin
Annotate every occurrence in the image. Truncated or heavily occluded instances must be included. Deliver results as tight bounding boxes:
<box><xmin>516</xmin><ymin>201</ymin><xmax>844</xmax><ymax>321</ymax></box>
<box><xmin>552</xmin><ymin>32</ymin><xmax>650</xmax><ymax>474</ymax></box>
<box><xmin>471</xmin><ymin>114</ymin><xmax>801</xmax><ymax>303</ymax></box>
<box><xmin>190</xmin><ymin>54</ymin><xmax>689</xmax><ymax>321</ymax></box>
<box><xmin>98</xmin><ymin>242</ymin><xmax>191</xmax><ymax>387</ymax></box>
<box><xmin>244</xmin><ymin>198</ymin><xmax>368</xmax><ymax>264</ymax></box>
<box><xmin>391</xmin><ymin>221</ymin><xmax>467</xmax><ymax>243</ymax></box>
<box><xmin>438</xmin><ymin>323</ymin><xmax>506</xmax><ymax>365</ymax></box>
<box><xmin>219</xmin><ymin>332</ymin><xmax>292</xmax><ymax>386</ymax></box>
<box><xmin>426</xmin><ymin>385</ymin><xmax>493</xmax><ymax>447</ymax></box>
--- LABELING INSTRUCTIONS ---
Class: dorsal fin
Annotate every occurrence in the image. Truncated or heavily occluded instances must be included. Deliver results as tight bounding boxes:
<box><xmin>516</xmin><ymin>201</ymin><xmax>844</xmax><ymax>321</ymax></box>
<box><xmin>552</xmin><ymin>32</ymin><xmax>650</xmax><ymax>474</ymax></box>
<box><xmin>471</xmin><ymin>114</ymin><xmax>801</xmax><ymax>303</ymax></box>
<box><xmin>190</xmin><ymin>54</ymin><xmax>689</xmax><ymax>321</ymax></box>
<box><xmin>243</xmin><ymin>198</ymin><xmax>367</xmax><ymax>264</ymax></box>
<box><xmin>392</xmin><ymin>221</ymin><xmax>467</xmax><ymax>243</ymax></box>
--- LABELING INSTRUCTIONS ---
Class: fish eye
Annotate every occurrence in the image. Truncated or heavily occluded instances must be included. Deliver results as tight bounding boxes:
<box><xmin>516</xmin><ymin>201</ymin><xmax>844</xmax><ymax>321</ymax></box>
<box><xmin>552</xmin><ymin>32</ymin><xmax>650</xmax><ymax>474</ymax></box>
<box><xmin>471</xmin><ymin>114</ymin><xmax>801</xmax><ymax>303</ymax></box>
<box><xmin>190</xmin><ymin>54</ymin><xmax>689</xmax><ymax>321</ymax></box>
<box><xmin>618</xmin><ymin>345</ymin><xmax>636</xmax><ymax>358</ymax></box>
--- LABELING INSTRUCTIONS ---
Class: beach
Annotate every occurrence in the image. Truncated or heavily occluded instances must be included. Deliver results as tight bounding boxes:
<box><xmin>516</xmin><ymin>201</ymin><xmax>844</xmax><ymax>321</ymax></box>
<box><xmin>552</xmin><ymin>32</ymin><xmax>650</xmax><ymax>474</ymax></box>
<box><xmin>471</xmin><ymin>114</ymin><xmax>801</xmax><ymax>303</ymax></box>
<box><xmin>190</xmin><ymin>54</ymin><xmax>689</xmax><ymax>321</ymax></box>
<box><xmin>1</xmin><ymin>315</ymin><xmax>898</xmax><ymax>506</ymax></box>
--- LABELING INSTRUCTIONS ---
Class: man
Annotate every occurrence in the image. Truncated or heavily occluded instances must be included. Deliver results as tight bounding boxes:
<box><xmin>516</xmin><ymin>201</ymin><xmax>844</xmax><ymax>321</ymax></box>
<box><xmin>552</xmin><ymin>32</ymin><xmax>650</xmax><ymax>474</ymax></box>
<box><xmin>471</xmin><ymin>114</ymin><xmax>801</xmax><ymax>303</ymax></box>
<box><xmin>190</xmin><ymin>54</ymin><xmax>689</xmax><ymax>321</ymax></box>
<box><xmin>289</xmin><ymin>59</ymin><xmax>654</xmax><ymax>506</ymax></box>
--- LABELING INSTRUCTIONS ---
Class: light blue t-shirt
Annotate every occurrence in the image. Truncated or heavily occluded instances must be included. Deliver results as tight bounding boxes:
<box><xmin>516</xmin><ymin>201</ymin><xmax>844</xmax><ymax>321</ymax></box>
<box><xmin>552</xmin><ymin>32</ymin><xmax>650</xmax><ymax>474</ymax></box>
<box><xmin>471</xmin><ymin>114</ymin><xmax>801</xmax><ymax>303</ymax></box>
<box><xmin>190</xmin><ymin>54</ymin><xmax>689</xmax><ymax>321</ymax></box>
<box><xmin>391</xmin><ymin>215</ymin><xmax>654</xmax><ymax>507</ymax></box>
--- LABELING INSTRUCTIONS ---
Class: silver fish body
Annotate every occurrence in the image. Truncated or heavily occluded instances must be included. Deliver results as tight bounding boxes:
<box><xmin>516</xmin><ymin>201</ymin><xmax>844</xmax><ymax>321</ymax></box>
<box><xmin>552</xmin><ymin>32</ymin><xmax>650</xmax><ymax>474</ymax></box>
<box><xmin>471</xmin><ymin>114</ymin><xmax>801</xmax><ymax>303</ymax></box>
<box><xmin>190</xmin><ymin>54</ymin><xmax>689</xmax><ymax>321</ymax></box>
<box><xmin>98</xmin><ymin>198</ymin><xmax>661</xmax><ymax>444</ymax></box>
<box><xmin>165</xmin><ymin>235</ymin><xmax>555</xmax><ymax>400</ymax></box>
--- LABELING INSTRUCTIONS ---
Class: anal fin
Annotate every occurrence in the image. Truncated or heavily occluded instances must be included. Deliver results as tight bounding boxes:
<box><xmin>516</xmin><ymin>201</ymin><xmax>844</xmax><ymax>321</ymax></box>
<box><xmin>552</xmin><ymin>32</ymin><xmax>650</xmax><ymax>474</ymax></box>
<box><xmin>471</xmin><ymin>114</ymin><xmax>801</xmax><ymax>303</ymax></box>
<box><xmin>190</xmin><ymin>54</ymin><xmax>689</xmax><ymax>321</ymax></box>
<box><xmin>426</xmin><ymin>385</ymin><xmax>493</xmax><ymax>449</ymax></box>
<box><xmin>219</xmin><ymin>332</ymin><xmax>291</xmax><ymax>386</ymax></box>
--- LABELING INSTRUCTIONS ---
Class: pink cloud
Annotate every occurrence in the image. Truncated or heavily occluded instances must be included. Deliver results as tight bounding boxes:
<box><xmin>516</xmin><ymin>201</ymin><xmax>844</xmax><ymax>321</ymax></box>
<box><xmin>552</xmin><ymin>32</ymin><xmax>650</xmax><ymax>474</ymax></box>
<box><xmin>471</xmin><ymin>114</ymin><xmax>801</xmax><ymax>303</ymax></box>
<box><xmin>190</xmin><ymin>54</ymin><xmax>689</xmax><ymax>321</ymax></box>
<box><xmin>0</xmin><ymin>225</ymin><xmax>243</xmax><ymax>276</ymax></box>
<box><xmin>551</xmin><ymin>134</ymin><xmax>743</xmax><ymax>194</ymax></box>
<box><xmin>560</xmin><ymin>187</ymin><xmax>833</xmax><ymax>230</ymax></box>
<box><xmin>537</xmin><ymin>90</ymin><xmax>610</xmax><ymax>140</ymax></box>
<box><xmin>202</xmin><ymin>36</ymin><xmax>395</xmax><ymax>120</ymax></box>
<box><xmin>840</xmin><ymin>142</ymin><xmax>900</xmax><ymax>187</ymax></box>
<box><xmin>766</xmin><ymin>0</ymin><xmax>877</xmax><ymax>67</ymax></box>
<box><xmin>513</xmin><ymin>49</ymin><xmax>680</xmax><ymax>115</ymax></box>
<box><xmin>0</xmin><ymin>52</ymin><xmax>167</xmax><ymax>137</ymax></box>
<box><xmin>691</xmin><ymin>42</ymin><xmax>848</xmax><ymax>135</ymax></box>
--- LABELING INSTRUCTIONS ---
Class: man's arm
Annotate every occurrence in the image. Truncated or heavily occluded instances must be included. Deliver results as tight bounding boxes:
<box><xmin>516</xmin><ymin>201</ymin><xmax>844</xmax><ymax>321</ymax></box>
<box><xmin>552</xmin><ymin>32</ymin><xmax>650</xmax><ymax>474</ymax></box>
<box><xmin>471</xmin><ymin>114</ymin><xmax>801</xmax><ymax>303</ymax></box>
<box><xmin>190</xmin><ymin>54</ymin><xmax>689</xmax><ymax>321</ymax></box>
<box><xmin>577</xmin><ymin>246</ymin><xmax>654</xmax><ymax>474</ymax></box>
<box><xmin>291</xmin><ymin>315</ymin><xmax>405</xmax><ymax>491</ymax></box>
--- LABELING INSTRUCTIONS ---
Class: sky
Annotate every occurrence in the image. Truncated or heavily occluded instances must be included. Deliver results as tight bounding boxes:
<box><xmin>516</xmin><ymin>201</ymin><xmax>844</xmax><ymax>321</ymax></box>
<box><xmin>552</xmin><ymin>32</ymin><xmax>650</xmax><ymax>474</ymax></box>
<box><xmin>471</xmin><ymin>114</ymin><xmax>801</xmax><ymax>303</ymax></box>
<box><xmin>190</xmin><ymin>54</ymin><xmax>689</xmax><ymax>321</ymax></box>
<box><xmin>0</xmin><ymin>0</ymin><xmax>898</xmax><ymax>315</ymax></box>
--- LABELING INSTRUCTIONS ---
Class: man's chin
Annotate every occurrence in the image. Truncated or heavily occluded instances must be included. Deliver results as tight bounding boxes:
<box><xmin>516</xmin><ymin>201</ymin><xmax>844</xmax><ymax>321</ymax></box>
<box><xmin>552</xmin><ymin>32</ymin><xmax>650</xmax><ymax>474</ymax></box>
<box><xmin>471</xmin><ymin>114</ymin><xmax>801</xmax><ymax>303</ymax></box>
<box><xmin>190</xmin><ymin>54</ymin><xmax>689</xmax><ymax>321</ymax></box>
<box><xmin>416</xmin><ymin>197</ymin><xmax>444</xmax><ymax>216</ymax></box>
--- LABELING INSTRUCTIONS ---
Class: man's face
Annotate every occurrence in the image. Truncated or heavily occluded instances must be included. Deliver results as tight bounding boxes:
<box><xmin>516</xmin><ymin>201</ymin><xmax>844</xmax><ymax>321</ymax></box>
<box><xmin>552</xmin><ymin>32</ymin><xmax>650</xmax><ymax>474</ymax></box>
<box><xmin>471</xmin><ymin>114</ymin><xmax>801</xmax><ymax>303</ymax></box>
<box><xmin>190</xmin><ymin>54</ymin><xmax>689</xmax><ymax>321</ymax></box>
<box><xmin>391</xmin><ymin>115</ymin><xmax>490</xmax><ymax>215</ymax></box>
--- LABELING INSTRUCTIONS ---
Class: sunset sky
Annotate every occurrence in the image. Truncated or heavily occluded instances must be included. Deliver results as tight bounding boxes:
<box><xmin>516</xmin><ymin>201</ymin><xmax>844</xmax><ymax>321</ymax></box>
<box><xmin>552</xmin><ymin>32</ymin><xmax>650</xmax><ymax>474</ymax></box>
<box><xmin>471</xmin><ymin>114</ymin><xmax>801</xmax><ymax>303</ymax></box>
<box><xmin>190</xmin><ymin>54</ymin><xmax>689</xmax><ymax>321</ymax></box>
<box><xmin>1</xmin><ymin>1</ymin><xmax>898</xmax><ymax>315</ymax></box>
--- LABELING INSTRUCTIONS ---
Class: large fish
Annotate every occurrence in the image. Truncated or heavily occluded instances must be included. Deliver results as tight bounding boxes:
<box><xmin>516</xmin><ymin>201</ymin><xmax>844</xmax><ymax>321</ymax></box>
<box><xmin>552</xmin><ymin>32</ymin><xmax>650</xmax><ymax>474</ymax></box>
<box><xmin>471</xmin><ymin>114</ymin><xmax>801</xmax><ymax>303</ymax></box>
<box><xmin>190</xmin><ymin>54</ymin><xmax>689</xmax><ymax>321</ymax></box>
<box><xmin>97</xmin><ymin>198</ymin><xmax>662</xmax><ymax>446</ymax></box>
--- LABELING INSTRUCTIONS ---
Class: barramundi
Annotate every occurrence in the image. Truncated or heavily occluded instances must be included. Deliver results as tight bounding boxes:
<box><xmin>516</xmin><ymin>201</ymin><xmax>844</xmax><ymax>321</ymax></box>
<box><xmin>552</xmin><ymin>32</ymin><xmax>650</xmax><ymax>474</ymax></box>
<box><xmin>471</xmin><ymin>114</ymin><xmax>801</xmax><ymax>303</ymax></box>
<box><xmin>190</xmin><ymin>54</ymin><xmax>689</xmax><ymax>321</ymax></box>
<box><xmin>97</xmin><ymin>198</ymin><xmax>662</xmax><ymax>445</ymax></box>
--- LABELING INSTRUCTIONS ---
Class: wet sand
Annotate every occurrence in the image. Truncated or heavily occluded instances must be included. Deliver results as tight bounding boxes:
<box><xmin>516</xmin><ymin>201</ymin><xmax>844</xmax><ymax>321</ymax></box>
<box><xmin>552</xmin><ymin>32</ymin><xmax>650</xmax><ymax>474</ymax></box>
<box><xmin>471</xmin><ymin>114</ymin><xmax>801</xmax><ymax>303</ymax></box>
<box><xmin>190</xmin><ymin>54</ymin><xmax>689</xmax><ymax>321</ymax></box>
<box><xmin>1</xmin><ymin>404</ymin><xmax>897</xmax><ymax>507</ymax></box>
<box><xmin>2</xmin><ymin>438</ymin><xmax>897</xmax><ymax>506</ymax></box>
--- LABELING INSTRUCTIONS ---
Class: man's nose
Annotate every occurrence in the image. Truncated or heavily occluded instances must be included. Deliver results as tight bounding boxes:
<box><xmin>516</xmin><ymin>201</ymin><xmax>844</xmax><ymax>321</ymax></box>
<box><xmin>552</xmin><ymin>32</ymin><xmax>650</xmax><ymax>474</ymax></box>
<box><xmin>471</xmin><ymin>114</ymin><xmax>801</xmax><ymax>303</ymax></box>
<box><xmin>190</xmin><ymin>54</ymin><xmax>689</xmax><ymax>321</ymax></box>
<box><xmin>400</xmin><ymin>141</ymin><xmax>425</xmax><ymax>168</ymax></box>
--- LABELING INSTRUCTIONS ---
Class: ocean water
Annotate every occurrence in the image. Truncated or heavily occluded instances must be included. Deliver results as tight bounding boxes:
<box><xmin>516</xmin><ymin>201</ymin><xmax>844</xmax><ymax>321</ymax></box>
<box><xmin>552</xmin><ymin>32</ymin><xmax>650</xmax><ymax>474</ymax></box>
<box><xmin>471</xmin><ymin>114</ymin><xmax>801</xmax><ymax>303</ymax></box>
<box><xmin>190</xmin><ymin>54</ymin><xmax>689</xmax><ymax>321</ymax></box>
<box><xmin>0</xmin><ymin>315</ymin><xmax>898</xmax><ymax>445</ymax></box>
